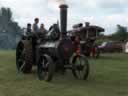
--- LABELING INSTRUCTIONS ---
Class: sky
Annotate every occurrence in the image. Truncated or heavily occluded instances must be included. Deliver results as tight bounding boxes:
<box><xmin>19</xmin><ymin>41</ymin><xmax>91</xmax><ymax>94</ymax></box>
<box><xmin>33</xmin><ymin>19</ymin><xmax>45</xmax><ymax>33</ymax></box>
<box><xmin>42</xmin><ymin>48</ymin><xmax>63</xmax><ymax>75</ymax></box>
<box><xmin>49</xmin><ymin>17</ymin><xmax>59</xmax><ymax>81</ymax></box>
<box><xmin>0</xmin><ymin>0</ymin><xmax>128</xmax><ymax>35</ymax></box>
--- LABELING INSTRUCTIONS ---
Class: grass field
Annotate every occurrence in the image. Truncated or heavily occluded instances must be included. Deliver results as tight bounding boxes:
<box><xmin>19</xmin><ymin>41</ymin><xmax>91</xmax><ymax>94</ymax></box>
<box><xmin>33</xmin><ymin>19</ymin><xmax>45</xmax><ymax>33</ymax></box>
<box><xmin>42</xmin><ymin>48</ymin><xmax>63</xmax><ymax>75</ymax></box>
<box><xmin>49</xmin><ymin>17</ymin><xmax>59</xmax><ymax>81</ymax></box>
<box><xmin>0</xmin><ymin>50</ymin><xmax>128</xmax><ymax>96</ymax></box>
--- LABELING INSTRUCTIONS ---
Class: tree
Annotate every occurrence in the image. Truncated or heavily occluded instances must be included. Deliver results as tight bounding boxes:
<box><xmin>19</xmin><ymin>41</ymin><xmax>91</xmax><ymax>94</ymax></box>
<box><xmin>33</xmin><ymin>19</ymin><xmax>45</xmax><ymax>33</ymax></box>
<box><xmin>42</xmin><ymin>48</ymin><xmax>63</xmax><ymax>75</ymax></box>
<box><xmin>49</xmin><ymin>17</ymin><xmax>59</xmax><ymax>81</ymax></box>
<box><xmin>0</xmin><ymin>7</ymin><xmax>21</xmax><ymax>49</ymax></box>
<box><xmin>111</xmin><ymin>25</ymin><xmax>128</xmax><ymax>41</ymax></box>
<box><xmin>1</xmin><ymin>8</ymin><xmax>12</xmax><ymax>21</ymax></box>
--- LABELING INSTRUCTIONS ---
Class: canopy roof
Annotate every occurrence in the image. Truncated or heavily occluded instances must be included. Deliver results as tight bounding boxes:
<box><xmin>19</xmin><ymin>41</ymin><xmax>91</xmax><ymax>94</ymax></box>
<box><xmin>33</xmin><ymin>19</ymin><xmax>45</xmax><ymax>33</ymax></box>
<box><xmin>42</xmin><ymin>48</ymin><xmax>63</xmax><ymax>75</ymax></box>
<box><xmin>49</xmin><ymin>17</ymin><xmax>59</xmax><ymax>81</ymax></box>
<box><xmin>70</xmin><ymin>22</ymin><xmax>105</xmax><ymax>33</ymax></box>
<box><xmin>82</xmin><ymin>25</ymin><xmax>105</xmax><ymax>32</ymax></box>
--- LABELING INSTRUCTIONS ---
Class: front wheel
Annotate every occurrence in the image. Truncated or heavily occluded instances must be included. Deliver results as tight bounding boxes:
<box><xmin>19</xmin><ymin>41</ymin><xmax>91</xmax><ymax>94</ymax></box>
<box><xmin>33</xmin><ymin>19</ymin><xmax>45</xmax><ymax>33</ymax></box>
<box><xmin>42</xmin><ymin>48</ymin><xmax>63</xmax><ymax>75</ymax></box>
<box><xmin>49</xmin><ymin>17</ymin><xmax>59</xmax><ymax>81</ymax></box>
<box><xmin>37</xmin><ymin>54</ymin><xmax>55</xmax><ymax>82</ymax></box>
<box><xmin>71</xmin><ymin>54</ymin><xmax>89</xmax><ymax>80</ymax></box>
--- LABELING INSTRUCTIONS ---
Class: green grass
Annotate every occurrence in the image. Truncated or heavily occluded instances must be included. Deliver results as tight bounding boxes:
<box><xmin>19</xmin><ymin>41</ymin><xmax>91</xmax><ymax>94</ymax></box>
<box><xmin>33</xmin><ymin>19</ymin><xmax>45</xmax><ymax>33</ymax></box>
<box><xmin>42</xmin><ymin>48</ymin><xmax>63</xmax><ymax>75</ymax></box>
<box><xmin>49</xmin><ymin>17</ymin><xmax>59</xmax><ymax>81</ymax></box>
<box><xmin>0</xmin><ymin>51</ymin><xmax>128</xmax><ymax>96</ymax></box>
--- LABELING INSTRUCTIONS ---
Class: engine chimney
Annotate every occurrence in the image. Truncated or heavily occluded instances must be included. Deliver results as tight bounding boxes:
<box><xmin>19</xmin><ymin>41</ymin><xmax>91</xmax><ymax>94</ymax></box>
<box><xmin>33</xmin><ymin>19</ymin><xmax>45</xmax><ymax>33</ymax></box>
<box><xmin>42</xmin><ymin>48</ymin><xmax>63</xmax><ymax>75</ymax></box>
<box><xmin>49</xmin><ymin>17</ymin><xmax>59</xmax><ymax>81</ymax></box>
<box><xmin>59</xmin><ymin>4</ymin><xmax>68</xmax><ymax>36</ymax></box>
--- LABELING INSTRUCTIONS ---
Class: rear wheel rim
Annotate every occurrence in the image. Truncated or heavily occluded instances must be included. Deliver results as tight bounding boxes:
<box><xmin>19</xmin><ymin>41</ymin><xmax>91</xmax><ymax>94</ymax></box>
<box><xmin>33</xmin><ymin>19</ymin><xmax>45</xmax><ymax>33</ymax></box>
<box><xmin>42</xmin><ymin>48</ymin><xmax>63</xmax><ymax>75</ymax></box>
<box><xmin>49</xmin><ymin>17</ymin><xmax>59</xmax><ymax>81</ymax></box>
<box><xmin>16</xmin><ymin>44</ymin><xmax>25</xmax><ymax>72</ymax></box>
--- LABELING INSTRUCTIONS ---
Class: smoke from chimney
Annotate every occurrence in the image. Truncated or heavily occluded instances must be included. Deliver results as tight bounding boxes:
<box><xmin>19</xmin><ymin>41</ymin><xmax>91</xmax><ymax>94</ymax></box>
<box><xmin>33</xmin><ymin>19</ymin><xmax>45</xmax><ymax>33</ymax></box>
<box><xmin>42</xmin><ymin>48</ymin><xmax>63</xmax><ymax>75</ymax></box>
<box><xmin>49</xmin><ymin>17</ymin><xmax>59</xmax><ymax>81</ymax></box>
<box><xmin>57</xmin><ymin>0</ymin><xmax>66</xmax><ymax>4</ymax></box>
<box><xmin>48</xmin><ymin>0</ymin><xmax>66</xmax><ymax>5</ymax></box>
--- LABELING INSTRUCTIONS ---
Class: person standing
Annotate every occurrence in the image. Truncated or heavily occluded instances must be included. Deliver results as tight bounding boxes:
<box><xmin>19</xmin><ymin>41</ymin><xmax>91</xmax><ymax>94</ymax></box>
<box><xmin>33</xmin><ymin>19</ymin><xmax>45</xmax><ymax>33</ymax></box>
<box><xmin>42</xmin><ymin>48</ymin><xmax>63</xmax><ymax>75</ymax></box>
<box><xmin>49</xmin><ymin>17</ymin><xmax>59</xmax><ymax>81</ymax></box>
<box><xmin>32</xmin><ymin>18</ymin><xmax>39</xmax><ymax>64</ymax></box>
<box><xmin>33</xmin><ymin>18</ymin><xmax>39</xmax><ymax>33</ymax></box>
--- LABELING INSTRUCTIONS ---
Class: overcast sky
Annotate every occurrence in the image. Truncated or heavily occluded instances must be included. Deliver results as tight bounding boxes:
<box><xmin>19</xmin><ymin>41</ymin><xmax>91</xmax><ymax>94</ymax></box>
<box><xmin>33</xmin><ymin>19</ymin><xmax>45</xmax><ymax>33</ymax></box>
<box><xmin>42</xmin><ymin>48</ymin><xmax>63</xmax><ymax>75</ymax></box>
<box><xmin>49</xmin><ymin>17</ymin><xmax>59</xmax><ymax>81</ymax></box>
<box><xmin>0</xmin><ymin>0</ymin><xmax>128</xmax><ymax>35</ymax></box>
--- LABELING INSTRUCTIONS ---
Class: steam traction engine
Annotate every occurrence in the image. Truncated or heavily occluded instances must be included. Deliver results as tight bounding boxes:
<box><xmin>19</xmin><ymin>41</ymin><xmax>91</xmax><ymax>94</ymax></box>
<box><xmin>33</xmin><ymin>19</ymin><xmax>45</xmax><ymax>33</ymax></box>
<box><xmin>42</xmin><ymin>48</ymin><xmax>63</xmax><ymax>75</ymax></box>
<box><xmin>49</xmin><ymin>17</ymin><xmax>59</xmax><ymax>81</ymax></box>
<box><xmin>69</xmin><ymin>22</ymin><xmax>105</xmax><ymax>58</ymax></box>
<box><xmin>16</xmin><ymin>4</ymin><xmax>89</xmax><ymax>81</ymax></box>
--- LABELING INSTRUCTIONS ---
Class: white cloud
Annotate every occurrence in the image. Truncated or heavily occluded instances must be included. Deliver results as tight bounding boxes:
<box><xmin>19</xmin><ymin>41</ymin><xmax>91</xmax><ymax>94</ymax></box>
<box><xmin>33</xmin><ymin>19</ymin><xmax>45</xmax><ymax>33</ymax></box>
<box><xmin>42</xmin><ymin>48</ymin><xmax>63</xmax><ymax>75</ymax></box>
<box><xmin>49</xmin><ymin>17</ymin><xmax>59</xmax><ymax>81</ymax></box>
<box><xmin>0</xmin><ymin>0</ymin><xmax>60</xmax><ymax>29</ymax></box>
<box><xmin>0</xmin><ymin>0</ymin><xmax>128</xmax><ymax>34</ymax></box>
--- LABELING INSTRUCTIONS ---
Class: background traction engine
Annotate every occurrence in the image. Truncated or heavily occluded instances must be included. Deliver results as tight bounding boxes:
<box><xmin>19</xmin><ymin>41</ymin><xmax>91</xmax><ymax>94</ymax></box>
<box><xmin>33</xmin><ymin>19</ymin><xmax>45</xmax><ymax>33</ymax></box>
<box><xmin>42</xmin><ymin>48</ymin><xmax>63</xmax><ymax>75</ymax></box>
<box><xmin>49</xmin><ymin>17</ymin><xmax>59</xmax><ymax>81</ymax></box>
<box><xmin>69</xmin><ymin>22</ymin><xmax>104</xmax><ymax>58</ymax></box>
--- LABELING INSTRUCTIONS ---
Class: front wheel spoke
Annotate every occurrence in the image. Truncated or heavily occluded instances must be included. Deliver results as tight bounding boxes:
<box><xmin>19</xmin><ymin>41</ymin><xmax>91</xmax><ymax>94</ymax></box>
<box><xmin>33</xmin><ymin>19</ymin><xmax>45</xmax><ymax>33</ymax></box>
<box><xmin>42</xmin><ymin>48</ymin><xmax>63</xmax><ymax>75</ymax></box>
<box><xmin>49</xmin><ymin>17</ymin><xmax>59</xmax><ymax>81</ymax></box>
<box><xmin>19</xmin><ymin>62</ymin><xmax>25</xmax><ymax>71</ymax></box>
<box><xmin>41</xmin><ymin>58</ymin><xmax>49</xmax><ymax>72</ymax></box>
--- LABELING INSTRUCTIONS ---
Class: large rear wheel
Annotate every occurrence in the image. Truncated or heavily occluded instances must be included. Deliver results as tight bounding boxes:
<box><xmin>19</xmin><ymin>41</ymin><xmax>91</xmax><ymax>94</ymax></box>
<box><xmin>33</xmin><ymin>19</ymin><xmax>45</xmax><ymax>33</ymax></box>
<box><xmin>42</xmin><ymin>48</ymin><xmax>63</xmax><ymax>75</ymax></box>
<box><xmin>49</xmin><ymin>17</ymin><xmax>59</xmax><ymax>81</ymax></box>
<box><xmin>16</xmin><ymin>40</ymin><xmax>33</xmax><ymax>73</ymax></box>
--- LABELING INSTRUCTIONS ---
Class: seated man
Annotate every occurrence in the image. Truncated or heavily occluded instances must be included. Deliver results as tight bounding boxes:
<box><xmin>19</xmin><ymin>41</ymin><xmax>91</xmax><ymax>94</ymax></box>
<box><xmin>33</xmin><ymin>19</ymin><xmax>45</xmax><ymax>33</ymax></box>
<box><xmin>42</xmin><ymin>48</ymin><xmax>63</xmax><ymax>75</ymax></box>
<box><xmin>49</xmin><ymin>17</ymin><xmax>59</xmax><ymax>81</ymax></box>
<box><xmin>40</xmin><ymin>24</ymin><xmax>47</xmax><ymax>34</ymax></box>
<box><xmin>38</xmin><ymin>23</ymin><xmax>48</xmax><ymax>39</ymax></box>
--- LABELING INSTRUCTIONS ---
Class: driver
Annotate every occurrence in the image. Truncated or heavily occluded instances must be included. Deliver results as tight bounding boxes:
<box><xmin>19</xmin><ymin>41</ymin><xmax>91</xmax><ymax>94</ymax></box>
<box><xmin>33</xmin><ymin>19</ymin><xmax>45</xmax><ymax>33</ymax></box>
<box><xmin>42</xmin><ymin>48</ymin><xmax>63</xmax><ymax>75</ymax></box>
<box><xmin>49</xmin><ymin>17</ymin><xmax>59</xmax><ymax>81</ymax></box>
<box><xmin>38</xmin><ymin>24</ymin><xmax>48</xmax><ymax>39</ymax></box>
<box><xmin>39</xmin><ymin>23</ymin><xmax>47</xmax><ymax>35</ymax></box>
